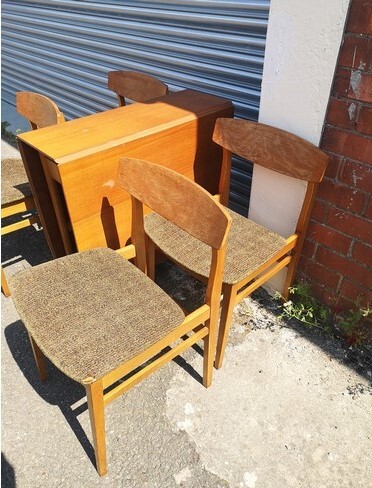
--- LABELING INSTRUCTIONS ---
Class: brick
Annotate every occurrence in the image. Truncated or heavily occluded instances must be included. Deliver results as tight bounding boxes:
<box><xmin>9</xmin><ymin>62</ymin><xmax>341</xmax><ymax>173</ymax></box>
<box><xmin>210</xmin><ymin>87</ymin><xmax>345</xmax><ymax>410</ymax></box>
<box><xmin>321</xmin><ymin>127</ymin><xmax>372</xmax><ymax>164</ymax></box>
<box><xmin>349</xmin><ymin>72</ymin><xmax>372</xmax><ymax>103</ymax></box>
<box><xmin>339</xmin><ymin>160</ymin><xmax>372</xmax><ymax>192</ymax></box>
<box><xmin>295</xmin><ymin>261</ymin><xmax>342</xmax><ymax>307</ymax></box>
<box><xmin>301</xmin><ymin>239</ymin><xmax>317</xmax><ymax>259</ymax></box>
<box><xmin>327</xmin><ymin>207</ymin><xmax>372</xmax><ymax>241</ymax></box>
<box><xmin>332</xmin><ymin>67</ymin><xmax>353</xmax><ymax>97</ymax></box>
<box><xmin>332</xmin><ymin>68</ymin><xmax>372</xmax><ymax>103</ymax></box>
<box><xmin>333</xmin><ymin>295</ymin><xmax>356</xmax><ymax>313</ymax></box>
<box><xmin>326</xmin><ymin>98</ymin><xmax>357</xmax><ymax>130</ymax></box>
<box><xmin>338</xmin><ymin>36</ymin><xmax>372</xmax><ymax>70</ymax></box>
<box><xmin>353</xmin><ymin>241</ymin><xmax>372</xmax><ymax>267</ymax></box>
<box><xmin>346</xmin><ymin>0</ymin><xmax>372</xmax><ymax>34</ymax></box>
<box><xmin>317</xmin><ymin>178</ymin><xmax>366</xmax><ymax>213</ymax></box>
<box><xmin>316</xmin><ymin>247</ymin><xmax>372</xmax><ymax>288</ymax></box>
<box><xmin>310</xmin><ymin>199</ymin><xmax>331</xmax><ymax>223</ymax></box>
<box><xmin>307</xmin><ymin>221</ymin><xmax>353</xmax><ymax>254</ymax></box>
<box><xmin>339</xmin><ymin>278</ymin><xmax>372</xmax><ymax>307</ymax></box>
<box><xmin>324</xmin><ymin>153</ymin><xmax>343</xmax><ymax>179</ymax></box>
<box><xmin>309</xmin><ymin>282</ymin><xmax>340</xmax><ymax>309</ymax></box>
<box><xmin>298</xmin><ymin>256</ymin><xmax>341</xmax><ymax>289</ymax></box>
<box><xmin>356</xmin><ymin>105</ymin><xmax>372</xmax><ymax>135</ymax></box>
<box><xmin>365</xmin><ymin>196</ymin><xmax>372</xmax><ymax>219</ymax></box>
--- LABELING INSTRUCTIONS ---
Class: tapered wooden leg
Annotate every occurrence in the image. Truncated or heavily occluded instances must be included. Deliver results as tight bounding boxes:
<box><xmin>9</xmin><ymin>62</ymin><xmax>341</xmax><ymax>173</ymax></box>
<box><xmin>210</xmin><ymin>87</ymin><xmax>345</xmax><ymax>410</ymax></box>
<box><xmin>28</xmin><ymin>332</ymin><xmax>48</xmax><ymax>381</ymax></box>
<box><xmin>146</xmin><ymin>238</ymin><xmax>156</xmax><ymax>281</ymax></box>
<box><xmin>1</xmin><ymin>267</ymin><xmax>10</xmax><ymax>298</ymax></box>
<box><xmin>86</xmin><ymin>380</ymin><xmax>107</xmax><ymax>476</ymax></box>
<box><xmin>203</xmin><ymin>318</ymin><xmax>216</xmax><ymax>388</ymax></box>
<box><xmin>282</xmin><ymin>255</ymin><xmax>299</xmax><ymax>302</ymax></box>
<box><xmin>214</xmin><ymin>284</ymin><xmax>237</xmax><ymax>370</ymax></box>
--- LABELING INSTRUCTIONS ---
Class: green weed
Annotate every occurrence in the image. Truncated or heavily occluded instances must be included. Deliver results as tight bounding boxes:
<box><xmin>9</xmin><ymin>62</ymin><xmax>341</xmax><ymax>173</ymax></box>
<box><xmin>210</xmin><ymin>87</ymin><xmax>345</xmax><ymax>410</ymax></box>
<box><xmin>276</xmin><ymin>283</ymin><xmax>370</xmax><ymax>345</ymax></box>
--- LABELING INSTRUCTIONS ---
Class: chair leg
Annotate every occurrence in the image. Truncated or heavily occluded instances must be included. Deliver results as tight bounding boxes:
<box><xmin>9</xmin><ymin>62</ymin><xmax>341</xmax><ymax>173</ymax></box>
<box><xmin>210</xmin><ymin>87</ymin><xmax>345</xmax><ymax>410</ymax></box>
<box><xmin>203</xmin><ymin>319</ymin><xmax>215</xmax><ymax>388</ymax></box>
<box><xmin>146</xmin><ymin>238</ymin><xmax>156</xmax><ymax>281</ymax></box>
<box><xmin>28</xmin><ymin>332</ymin><xmax>48</xmax><ymax>381</ymax></box>
<box><xmin>86</xmin><ymin>380</ymin><xmax>107</xmax><ymax>476</ymax></box>
<box><xmin>1</xmin><ymin>267</ymin><xmax>11</xmax><ymax>298</ymax></box>
<box><xmin>282</xmin><ymin>255</ymin><xmax>300</xmax><ymax>302</ymax></box>
<box><xmin>214</xmin><ymin>283</ymin><xmax>237</xmax><ymax>370</ymax></box>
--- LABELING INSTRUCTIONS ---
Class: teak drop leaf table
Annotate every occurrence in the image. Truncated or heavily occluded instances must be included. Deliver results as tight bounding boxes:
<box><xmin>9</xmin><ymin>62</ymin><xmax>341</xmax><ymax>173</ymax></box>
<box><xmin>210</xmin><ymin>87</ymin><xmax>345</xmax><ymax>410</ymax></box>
<box><xmin>17</xmin><ymin>89</ymin><xmax>233</xmax><ymax>257</ymax></box>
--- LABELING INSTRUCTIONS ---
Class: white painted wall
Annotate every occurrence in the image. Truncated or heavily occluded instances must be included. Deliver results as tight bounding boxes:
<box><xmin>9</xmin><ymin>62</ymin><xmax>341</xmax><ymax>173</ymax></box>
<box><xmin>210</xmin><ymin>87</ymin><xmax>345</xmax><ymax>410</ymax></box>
<box><xmin>250</xmin><ymin>0</ymin><xmax>350</xmax><ymax>295</ymax></box>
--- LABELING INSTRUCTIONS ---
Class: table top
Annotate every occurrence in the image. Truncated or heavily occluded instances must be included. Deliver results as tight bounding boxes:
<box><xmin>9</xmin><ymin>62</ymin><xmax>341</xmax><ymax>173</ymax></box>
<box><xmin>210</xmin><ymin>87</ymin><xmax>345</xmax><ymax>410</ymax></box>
<box><xmin>17</xmin><ymin>89</ymin><xmax>232</xmax><ymax>165</ymax></box>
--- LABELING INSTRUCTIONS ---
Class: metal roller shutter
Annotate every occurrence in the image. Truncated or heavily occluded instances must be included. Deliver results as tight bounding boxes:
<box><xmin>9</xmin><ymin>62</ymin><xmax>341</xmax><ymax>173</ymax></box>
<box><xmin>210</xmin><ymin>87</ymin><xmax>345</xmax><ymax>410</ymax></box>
<box><xmin>2</xmin><ymin>0</ymin><xmax>269</xmax><ymax>214</ymax></box>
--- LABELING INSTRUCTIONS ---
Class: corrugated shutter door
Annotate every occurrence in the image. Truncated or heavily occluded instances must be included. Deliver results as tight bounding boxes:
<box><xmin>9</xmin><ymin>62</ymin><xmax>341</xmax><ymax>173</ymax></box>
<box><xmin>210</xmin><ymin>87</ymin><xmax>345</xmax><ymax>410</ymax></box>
<box><xmin>2</xmin><ymin>0</ymin><xmax>269</xmax><ymax>214</ymax></box>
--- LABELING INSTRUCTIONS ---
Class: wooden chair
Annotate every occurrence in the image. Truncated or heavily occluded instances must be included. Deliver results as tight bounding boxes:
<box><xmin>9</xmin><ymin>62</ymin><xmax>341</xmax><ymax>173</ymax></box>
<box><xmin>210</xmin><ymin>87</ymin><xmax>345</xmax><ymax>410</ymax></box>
<box><xmin>8</xmin><ymin>157</ymin><xmax>231</xmax><ymax>476</ymax></box>
<box><xmin>144</xmin><ymin>118</ymin><xmax>329</xmax><ymax>369</ymax></box>
<box><xmin>107</xmin><ymin>70</ymin><xmax>169</xmax><ymax>106</ymax></box>
<box><xmin>1</xmin><ymin>92</ymin><xmax>65</xmax><ymax>297</ymax></box>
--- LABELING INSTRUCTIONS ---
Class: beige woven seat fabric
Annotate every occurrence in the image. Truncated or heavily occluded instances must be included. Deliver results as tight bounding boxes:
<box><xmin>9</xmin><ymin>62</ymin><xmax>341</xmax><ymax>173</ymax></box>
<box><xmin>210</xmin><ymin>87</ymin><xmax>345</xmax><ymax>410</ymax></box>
<box><xmin>1</xmin><ymin>158</ymin><xmax>33</xmax><ymax>205</ymax></box>
<box><xmin>9</xmin><ymin>248</ymin><xmax>185</xmax><ymax>383</ymax></box>
<box><xmin>145</xmin><ymin>208</ymin><xmax>286</xmax><ymax>285</ymax></box>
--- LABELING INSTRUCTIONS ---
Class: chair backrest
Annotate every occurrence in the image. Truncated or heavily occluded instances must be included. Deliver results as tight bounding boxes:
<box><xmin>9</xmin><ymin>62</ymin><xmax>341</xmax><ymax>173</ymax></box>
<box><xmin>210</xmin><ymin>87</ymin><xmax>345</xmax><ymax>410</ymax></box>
<box><xmin>16</xmin><ymin>92</ymin><xmax>65</xmax><ymax>130</ymax></box>
<box><xmin>107</xmin><ymin>71</ymin><xmax>169</xmax><ymax>107</ymax></box>
<box><xmin>212</xmin><ymin>118</ymin><xmax>329</xmax><ymax>237</ymax></box>
<box><xmin>117</xmin><ymin>157</ymin><xmax>231</xmax><ymax>250</ymax></box>
<box><xmin>213</xmin><ymin>118</ymin><xmax>328</xmax><ymax>184</ymax></box>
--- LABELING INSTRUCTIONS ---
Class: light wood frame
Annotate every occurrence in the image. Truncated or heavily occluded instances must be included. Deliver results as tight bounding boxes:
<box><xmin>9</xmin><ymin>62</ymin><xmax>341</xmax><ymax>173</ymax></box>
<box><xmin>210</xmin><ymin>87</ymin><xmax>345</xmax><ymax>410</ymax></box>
<box><xmin>147</xmin><ymin>118</ymin><xmax>329</xmax><ymax>369</ymax></box>
<box><xmin>212</xmin><ymin>119</ymin><xmax>328</xmax><ymax>368</ymax></box>
<box><xmin>1</xmin><ymin>92</ymin><xmax>65</xmax><ymax>297</ymax></box>
<box><xmin>27</xmin><ymin>158</ymin><xmax>231</xmax><ymax>476</ymax></box>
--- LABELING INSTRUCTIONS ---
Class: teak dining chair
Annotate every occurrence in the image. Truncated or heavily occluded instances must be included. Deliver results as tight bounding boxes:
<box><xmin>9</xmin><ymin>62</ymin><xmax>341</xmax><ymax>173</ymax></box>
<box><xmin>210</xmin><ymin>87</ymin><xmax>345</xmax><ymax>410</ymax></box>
<box><xmin>144</xmin><ymin>118</ymin><xmax>329</xmax><ymax>369</ymax></box>
<box><xmin>107</xmin><ymin>70</ymin><xmax>169</xmax><ymax>106</ymax></box>
<box><xmin>1</xmin><ymin>92</ymin><xmax>65</xmax><ymax>297</ymax></box>
<box><xmin>9</xmin><ymin>158</ymin><xmax>231</xmax><ymax>476</ymax></box>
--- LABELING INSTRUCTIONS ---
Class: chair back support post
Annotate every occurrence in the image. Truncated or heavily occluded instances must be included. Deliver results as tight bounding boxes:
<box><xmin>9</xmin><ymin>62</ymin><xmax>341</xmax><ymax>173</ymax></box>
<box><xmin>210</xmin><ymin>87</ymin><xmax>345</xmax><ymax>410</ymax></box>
<box><xmin>130</xmin><ymin>195</ymin><xmax>147</xmax><ymax>274</ymax></box>
<box><xmin>282</xmin><ymin>181</ymin><xmax>320</xmax><ymax>300</ymax></box>
<box><xmin>218</xmin><ymin>148</ymin><xmax>232</xmax><ymax>206</ymax></box>
<box><xmin>205</xmin><ymin>247</ymin><xmax>227</xmax><ymax>309</ymax></box>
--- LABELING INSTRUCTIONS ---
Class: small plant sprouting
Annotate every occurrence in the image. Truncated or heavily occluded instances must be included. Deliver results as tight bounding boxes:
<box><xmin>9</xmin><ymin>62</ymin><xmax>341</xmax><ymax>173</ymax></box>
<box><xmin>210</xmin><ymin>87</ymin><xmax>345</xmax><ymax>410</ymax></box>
<box><xmin>1</xmin><ymin>120</ymin><xmax>18</xmax><ymax>145</ymax></box>
<box><xmin>276</xmin><ymin>282</ymin><xmax>332</xmax><ymax>334</ymax></box>
<box><xmin>276</xmin><ymin>283</ymin><xmax>370</xmax><ymax>345</ymax></box>
<box><xmin>335</xmin><ymin>302</ymin><xmax>371</xmax><ymax>346</ymax></box>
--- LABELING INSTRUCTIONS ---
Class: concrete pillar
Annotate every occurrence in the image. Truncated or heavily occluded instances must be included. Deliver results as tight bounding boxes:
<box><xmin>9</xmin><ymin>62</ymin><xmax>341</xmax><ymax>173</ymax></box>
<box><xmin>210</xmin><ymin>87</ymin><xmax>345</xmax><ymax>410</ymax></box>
<box><xmin>250</xmin><ymin>0</ymin><xmax>350</xmax><ymax>294</ymax></box>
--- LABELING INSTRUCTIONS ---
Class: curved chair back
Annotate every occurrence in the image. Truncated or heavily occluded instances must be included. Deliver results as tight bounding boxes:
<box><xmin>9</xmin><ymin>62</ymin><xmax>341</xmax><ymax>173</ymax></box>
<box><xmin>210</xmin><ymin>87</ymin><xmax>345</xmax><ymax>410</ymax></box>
<box><xmin>118</xmin><ymin>157</ymin><xmax>230</xmax><ymax>250</ymax></box>
<box><xmin>213</xmin><ymin>118</ymin><xmax>328</xmax><ymax>183</ymax></box>
<box><xmin>16</xmin><ymin>91</ymin><xmax>65</xmax><ymax>129</ymax></box>
<box><xmin>108</xmin><ymin>71</ymin><xmax>169</xmax><ymax>106</ymax></box>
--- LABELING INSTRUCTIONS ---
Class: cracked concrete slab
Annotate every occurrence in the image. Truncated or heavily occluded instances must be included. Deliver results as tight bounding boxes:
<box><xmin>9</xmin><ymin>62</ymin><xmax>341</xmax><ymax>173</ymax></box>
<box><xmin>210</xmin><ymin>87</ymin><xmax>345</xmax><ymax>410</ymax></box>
<box><xmin>166</xmin><ymin>323</ymin><xmax>372</xmax><ymax>488</ymax></box>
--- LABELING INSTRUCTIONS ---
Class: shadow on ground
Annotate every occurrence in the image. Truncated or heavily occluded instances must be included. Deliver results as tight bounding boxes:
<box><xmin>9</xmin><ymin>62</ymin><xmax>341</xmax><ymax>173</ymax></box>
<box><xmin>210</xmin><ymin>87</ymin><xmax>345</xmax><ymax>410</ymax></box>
<box><xmin>1</xmin><ymin>452</ymin><xmax>16</xmax><ymax>488</ymax></box>
<box><xmin>3</xmin><ymin>220</ymin><xmax>371</xmax><ymax>391</ymax></box>
<box><xmin>4</xmin><ymin>320</ymin><xmax>97</xmax><ymax>468</ymax></box>
<box><xmin>157</xmin><ymin>260</ymin><xmax>372</xmax><ymax>383</ymax></box>
<box><xmin>1</xmin><ymin>224</ymin><xmax>52</xmax><ymax>271</ymax></box>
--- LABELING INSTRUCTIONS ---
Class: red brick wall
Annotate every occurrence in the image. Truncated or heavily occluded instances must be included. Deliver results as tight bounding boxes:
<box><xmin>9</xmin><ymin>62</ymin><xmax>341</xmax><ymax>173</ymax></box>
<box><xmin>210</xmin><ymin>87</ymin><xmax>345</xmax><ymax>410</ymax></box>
<box><xmin>298</xmin><ymin>0</ymin><xmax>372</xmax><ymax>311</ymax></box>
